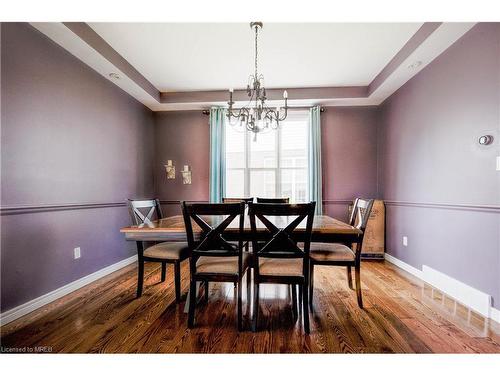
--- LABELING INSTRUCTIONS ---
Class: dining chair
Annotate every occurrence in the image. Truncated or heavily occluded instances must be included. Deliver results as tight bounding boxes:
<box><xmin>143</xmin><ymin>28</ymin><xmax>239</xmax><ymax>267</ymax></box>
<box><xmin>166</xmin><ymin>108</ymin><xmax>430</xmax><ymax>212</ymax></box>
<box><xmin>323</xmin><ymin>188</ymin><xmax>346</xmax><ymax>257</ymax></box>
<box><xmin>256</xmin><ymin>197</ymin><xmax>290</xmax><ymax>203</ymax></box>
<box><xmin>127</xmin><ymin>199</ymin><xmax>189</xmax><ymax>303</ymax></box>
<box><xmin>308</xmin><ymin>198</ymin><xmax>374</xmax><ymax>308</ymax></box>
<box><xmin>222</xmin><ymin>197</ymin><xmax>254</xmax><ymax>203</ymax></box>
<box><xmin>248</xmin><ymin>201</ymin><xmax>316</xmax><ymax>333</ymax></box>
<box><xmin>181</xmin><ymin>201</ymin><xmax>249</xmax><ymax>330</ymax></box>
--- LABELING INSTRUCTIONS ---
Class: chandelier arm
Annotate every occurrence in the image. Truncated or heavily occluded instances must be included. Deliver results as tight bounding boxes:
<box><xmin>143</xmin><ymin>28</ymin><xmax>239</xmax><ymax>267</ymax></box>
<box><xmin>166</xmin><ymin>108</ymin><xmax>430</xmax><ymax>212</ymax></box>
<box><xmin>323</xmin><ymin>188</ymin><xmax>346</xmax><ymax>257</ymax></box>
<box><xmin>230</xmin><ymin>85</ymin><xmax>257</xmax><ymax>115</ymax></box>
<box><xmin>278</xmin><ymin>102</ymin><xmax>288</xmax><ymax>121</ymax></box>
<box><xmin>263</xmin><ymin>107</ymin><xmax>274</xmax><ymax>121</ymax></box>
<box><xmin>262</xmin><ymin>104</ymin><xmax>279</xmax><ymax>122</ymax></box>
<box><xmin>229</xmin><ymin>107</ymin><xmax>245</xmax><ymax>119</ymax></box>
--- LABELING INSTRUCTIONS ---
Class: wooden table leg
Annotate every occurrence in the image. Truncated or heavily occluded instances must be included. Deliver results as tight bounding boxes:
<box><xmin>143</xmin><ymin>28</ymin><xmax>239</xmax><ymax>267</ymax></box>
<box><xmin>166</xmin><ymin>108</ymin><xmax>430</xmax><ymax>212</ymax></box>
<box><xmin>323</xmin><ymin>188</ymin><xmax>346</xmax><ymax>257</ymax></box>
<box><xmin>136</xmin><ymin>241</ymin><xmax>144</xmax><ymax>298</ymax></box>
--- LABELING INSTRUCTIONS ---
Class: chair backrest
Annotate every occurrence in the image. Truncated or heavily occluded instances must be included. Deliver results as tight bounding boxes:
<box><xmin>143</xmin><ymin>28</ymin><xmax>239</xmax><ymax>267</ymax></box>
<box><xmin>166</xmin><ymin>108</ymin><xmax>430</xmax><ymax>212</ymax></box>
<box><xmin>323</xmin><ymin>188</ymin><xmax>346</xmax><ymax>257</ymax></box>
<box><xmin>127</xmin><ymin>199</ymin><xmax>163</xmax><ymax>226</ymax></box>
<box><xmin>181</xmin><ymin>202</ymin><xmax>246</xmax><ymax>273</ymax></box>
<box><xmin>256</xmin><ymin>197</ymin><xmax>290</xmax><ymax>204</ymax></box>
<box><xmin>222</xmin><ymin>197</ymin><xmax>254</xmax><ymax>204</ymax></box>
<box><xmin>348</xmin><ymin>198</ymin><xmax>374</xmax><ymax>232</ymax></box>
<box><xmin>248</xmin><ymin>202</ymin><xmax>316</xmax><ymax>276</ymax></box>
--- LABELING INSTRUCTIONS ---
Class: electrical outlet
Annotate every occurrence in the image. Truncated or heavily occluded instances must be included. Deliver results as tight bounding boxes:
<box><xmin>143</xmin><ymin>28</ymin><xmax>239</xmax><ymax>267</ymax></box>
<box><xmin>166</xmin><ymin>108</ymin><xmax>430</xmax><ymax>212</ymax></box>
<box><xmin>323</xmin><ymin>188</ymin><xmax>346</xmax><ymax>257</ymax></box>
<box><xmin>74</xmin><ymin>247</ymin><xmax>81</xmax><ymax>259</ymax></box>
<box><xmin>402</xmin><ymin>236</ymin><xmax>408</xmax><ymax>247</ymax></box>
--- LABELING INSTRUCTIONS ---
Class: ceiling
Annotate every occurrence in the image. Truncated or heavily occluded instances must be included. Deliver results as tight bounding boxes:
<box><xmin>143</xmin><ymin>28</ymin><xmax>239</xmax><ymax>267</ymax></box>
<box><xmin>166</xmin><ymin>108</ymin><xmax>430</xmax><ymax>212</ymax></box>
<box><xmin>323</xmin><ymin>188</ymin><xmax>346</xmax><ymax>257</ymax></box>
<box><xmin>88</xmin><ymin>22</ymin><xmax>422</xmax><ymax>92</ymax></box>
<box><xmin>31</xmin><ymin>22</ymin><xmax>476</xmax><ymax>111</ymax></box>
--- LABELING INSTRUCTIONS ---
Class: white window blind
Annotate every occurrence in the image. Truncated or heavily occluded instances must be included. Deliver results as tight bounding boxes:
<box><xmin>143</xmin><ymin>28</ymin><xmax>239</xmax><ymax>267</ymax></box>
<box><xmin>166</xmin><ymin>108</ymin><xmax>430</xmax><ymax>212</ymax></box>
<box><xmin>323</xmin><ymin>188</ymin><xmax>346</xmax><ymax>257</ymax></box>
<box><xmin>225</xmin><ymin>111</ymin><xmax>309</xmax><ymax>202</ymax></box>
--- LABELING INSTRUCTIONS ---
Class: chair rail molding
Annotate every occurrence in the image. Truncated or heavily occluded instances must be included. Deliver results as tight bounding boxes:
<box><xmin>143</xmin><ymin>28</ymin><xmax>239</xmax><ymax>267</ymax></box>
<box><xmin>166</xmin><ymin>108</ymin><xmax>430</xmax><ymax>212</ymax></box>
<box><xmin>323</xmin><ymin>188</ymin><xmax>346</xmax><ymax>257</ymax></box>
<box><xmin>0</xmin><ymin>201</ymin><xmax>127</xmax><ymax>215</ymax></box>
<box><xmin>322</xmin><ymin>199</ymin><xmax>353</xmax><ymax>205</ymax></box>
<box><xmin>383</xmin><ymin>200</ymin><xmax>500</xmax><ymax>213</ymax></box>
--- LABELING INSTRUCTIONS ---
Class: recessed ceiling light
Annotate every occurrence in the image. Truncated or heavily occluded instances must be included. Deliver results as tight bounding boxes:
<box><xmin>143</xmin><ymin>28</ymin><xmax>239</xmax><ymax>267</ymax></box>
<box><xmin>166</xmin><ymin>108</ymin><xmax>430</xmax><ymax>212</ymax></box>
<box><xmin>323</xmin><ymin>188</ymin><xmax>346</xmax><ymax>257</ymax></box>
<box><xmin>109</xmin><ymin>73</ymin><xmax>120</xmax><ymax>80</ymax></box>
<box><xmin>407</xmin><ymin>61</ymin><xmax>423</xmax><ymax>69</ymax></box>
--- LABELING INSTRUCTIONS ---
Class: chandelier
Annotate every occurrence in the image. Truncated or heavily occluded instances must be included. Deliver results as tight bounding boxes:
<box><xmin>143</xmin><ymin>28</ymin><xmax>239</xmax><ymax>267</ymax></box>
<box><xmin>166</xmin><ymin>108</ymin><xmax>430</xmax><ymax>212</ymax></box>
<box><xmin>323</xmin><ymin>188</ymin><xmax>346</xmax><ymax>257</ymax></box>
<box><xmin>227</xmin><ymin>22</ymin><xmax>288</xmax><ymax>139</ymax></box>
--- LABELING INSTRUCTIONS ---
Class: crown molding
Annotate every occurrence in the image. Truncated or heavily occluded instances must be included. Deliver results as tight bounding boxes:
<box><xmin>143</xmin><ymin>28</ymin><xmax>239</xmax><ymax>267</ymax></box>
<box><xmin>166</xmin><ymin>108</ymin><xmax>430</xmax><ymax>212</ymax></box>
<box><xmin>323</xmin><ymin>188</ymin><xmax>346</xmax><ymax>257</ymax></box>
<box><xmin>30</xmin><ymin>22</ymin><xmax>476</xmax><ymax>111</ymax></box>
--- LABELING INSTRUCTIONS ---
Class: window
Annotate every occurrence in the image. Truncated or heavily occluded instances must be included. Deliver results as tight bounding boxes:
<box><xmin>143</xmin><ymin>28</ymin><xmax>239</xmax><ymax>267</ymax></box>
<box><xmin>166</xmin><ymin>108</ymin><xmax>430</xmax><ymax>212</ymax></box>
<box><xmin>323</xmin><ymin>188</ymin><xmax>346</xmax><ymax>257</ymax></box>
<box><xmin>225</xmin><ymin>111</ymin><xmax>309</xmax><ymax>203</ymax></box>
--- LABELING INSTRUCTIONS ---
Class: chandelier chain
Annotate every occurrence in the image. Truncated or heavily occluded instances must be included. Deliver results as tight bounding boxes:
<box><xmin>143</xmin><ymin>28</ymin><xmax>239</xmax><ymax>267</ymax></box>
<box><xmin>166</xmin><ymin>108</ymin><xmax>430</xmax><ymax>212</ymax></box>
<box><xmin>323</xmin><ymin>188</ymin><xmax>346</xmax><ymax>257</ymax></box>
<box><xmin>254</xmin><ymin>25</ymin><xmax>258</xmax><ymax>78</ymax></box>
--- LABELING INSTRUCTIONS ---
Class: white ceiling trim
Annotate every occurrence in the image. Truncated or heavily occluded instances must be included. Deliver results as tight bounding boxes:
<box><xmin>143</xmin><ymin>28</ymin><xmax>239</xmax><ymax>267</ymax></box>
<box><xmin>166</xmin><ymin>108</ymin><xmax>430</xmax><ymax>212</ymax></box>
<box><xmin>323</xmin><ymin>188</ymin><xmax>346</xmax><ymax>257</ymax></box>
<box><xmin>154</xmin><ymin>98</ymin><xmax>379</xmax><ymax>112</ymax></box>
<box><xmin>30</xmin><ymin>22</ymin><xmax>477</xmax><ymax>111</ymax></box>
<box><xmin>88</xmin><ymin>22</ymin><xmax>423</xmax><ymax>91</ymax></box>
<box><xmin>369</xmin><ymin>22</ymin><xmax>476</xmax><ymax>103</ymax></box>
<box><xmin>31</xmin><ymin>22</ymin><xmax>162</xmax><ymax>110</ymax></box>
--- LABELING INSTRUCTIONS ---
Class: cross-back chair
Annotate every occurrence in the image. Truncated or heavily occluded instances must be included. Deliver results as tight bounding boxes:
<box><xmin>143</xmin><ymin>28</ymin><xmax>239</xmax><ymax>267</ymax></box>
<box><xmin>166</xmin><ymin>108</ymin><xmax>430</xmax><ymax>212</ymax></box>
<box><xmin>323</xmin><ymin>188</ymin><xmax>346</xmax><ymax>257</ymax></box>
<box><xmin>308</xmin><ymin>198</ymin><xmax>374</xmax><ymax>308</ymax></box>
<box><xmin>256</xmin><ymin>197</ymin><xmax>289</xmax><ymax>203</ymax></box>
<box><xmin>181</xmin><ymin>201</ymin><xmax>249</xmax><ymax>330</ymax></box>
<box><xmin>248</xmin><ymin>202</ymin><xmax>316</xmax><ymax>333</ymax></box>
<box><xmin>127</xmin><ymin>199</ymin><xmax>189</xmax><ymax>302</ymax></box>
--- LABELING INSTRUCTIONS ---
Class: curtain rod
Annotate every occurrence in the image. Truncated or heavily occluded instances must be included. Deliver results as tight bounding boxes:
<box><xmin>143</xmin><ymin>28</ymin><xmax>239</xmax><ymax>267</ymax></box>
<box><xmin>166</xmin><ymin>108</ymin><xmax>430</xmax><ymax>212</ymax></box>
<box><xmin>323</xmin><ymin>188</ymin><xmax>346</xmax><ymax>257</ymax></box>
<box><xmin>202</xmin><ymin>106</ymin><xmax>325</xmax><ymax>115</ymax></box>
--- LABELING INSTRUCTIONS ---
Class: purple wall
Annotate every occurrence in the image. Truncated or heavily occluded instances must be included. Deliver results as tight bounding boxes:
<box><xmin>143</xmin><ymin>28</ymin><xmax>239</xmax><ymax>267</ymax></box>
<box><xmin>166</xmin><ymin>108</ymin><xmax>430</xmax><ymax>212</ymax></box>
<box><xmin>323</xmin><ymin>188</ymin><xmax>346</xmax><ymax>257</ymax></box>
<box><xmin>153</xmin><ymin>111</ymin><xmax>210</xmax><ymax>216</ymax></box>
<box><xmin>377</xmin><ymin>23</ymin><xmax>500</xmax><ymax>307</ymax></box>
<box><xmin>321</xmin><ymin>107</ymin><xmax>379</xmax><ymax>220</ymax></box>
<box><xmin>1</xmin><ymin>23</ymin><xmax>155</xmax><ymax>312</ymax></box>
<box><xmin>153</xmin><ymin>107</ymin><xmax>379</xmax><ymax>220</ymax></box>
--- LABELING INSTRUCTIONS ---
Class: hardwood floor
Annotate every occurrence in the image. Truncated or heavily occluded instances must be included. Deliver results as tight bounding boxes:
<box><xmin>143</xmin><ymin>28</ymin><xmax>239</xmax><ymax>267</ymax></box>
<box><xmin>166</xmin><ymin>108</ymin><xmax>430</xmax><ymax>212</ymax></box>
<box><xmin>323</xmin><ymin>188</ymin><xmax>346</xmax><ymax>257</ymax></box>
<box><xmin>1</xmin><ymin>260</ymin><xmax>499</xmax><ymax>353</ymax></box>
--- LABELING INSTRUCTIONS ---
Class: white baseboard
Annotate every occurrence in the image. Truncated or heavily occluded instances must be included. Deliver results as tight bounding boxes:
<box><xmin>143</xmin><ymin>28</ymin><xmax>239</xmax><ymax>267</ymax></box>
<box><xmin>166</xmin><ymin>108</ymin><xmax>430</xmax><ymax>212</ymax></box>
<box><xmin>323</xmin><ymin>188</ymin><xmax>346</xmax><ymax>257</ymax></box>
<box><xmin>0</xmin><ymin>255</ymin><xmax>137</xmax><ymax>326</ymax></box>
<box><xmin>384</xmin><ymin>253</ymin><xmax>499</xmax><ymax>324</ymax></box>
<box><xmin>491</xmin><ymin>307</ymin><xmax>500</xmax><ymax>323</ymax></box>
<box><xmin>421</xmin><ymin>265</ymin><xmax>491</xmax><ymax>318</ymax></box>
<box><xmin>384</xmin><ymin>253</ymin><xmax>424</xmax><ymax>279</ymax></box>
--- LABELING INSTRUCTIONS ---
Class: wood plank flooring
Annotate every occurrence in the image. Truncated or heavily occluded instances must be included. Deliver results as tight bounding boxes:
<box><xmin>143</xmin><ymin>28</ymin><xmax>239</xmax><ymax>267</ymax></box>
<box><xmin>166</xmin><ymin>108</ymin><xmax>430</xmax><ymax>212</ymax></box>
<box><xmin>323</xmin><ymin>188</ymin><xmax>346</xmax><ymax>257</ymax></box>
<box><xmin>1</xmin><ymin>260</ymin><xmax>499</xmax><ymax>353</ymax></box>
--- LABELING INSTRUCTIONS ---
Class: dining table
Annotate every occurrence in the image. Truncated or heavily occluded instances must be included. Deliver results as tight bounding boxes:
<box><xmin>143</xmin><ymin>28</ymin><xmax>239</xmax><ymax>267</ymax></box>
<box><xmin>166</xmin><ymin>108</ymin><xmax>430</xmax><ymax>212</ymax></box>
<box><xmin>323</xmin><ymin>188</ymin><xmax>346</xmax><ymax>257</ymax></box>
<box><xmin>120</xmin><ymin>214</ymin><xmax>362</xmax><ymax>312</ymax></box>
<box><xmin>120</xmin><ymin>214</ymin><xmax>362</xmax><ymax>243</ymax></box>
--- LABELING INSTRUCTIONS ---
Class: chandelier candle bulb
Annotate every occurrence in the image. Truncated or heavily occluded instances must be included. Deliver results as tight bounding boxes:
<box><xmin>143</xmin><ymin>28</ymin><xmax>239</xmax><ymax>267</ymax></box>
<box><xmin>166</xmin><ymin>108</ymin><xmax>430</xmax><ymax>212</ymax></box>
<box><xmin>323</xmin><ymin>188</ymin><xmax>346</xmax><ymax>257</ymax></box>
<box><xmin>283</xmin><ymin>90</ymin><xmax>288</xmax><ymax>99</ymax></box>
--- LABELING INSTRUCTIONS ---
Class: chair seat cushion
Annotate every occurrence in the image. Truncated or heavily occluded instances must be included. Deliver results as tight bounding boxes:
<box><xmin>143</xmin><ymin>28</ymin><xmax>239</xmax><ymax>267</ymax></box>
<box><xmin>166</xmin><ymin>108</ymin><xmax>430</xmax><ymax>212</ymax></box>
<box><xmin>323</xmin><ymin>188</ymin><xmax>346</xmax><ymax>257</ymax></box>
<box><xmin>196</xmin><ymin>252</ymin><xmax>251</xmax><ymax>275</ymax></box>
<box><xmin>143</xmin><ymin>242</ymin><xmax>189</xmax><ymax>260</ymax></box>
<box><xmin>309</xmin><ymin>243</ymin><xmax>355</xmax><ymax>262</ymax></box>
<box><xmin>258</xmin><ymin>258</ymin><xmax>303</xmax><ymax>277</ymax></box>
